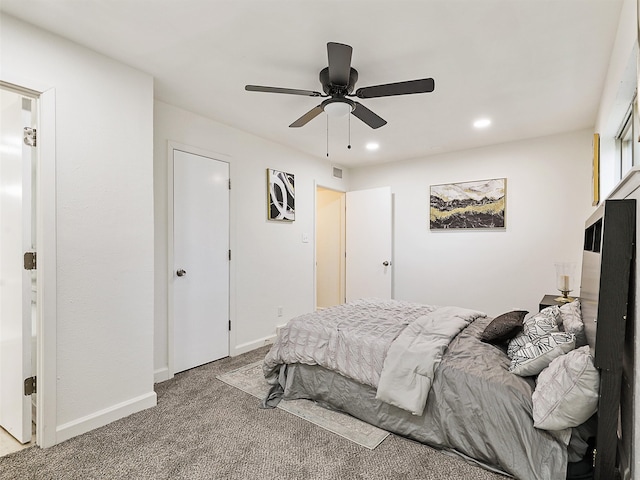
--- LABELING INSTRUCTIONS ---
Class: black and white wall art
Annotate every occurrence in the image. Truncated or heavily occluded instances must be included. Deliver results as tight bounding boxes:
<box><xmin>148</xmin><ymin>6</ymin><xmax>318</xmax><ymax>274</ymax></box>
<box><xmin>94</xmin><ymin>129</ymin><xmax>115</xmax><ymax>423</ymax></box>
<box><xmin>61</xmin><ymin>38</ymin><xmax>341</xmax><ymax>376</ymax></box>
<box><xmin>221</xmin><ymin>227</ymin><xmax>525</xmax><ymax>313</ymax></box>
<box><xmin>430</xmin><ymin>178</ymin><xmax>506</xmax><ymax>229</ymax></box>
<box><xmin>267</xmin><ymin>169</ymin><xmax>295</xmax><ymax>221</ymax></box>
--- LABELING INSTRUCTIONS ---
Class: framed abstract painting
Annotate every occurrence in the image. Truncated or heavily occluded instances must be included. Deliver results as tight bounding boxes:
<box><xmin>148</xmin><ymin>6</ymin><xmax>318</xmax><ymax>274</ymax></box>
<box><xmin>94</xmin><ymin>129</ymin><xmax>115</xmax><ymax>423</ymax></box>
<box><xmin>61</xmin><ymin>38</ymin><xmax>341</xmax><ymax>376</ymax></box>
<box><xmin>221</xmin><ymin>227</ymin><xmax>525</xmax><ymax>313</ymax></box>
<box><xmin>267</xmin><ymin>169</ymin><xmax>295</xmax><ymax>221</ymax></box>
<box><xmin>430</xmin><ymin>178</ymin><xmax>506</xmax><ymax>229</ymax></box>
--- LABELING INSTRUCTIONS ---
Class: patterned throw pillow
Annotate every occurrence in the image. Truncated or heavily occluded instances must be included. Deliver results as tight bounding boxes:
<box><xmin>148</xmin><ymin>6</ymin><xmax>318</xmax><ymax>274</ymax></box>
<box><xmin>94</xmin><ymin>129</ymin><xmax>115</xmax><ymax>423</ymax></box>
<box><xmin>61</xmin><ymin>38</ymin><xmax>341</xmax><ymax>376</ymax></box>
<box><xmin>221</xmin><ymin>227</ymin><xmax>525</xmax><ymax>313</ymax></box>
<box><xmin>524</xmin><ymin>306</ymin><xmax>561</xmax><ymax>339</ymax></box>
<box><xmin>507</xmin><ymin>307</ymin><xmax>560</xmax><ymax>358</ymax></box>
<box><xmin>507</xmin><ymin>331</ymin><xmax>531</xmax><ymax>358</ymax></box>
<box><xmin>509</xmin><ymin>332</ymin><xmax>576</xmax><ymax>376</ymax></box>
<box><xmin>559</xmin><ymin>299</ymin><xmax>587</xmax><ymax>347</ymax></box>
<box><xmin>533</xmin><ymin>346</ymin><xmax>599</xmax><ymax>430</ymax></box>
<box><xmin>480</xmin><ymin>310</ymin><xmax>528</xmax><ymax>344</ymax></box>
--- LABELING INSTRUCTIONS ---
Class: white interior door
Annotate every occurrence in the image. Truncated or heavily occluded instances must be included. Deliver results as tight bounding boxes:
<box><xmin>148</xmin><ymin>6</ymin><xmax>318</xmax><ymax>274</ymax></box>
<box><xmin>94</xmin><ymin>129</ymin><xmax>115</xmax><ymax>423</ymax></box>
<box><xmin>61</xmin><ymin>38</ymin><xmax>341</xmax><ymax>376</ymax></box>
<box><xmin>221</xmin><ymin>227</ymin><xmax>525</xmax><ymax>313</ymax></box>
<box><xmin>173</xmin><ymin>149</ymin><xmax>229</xmax><ymax>374</ymax></box>
<box><xmin>0</xmin><ymin>89</ymin><xmax>35</xmax><ymax>443</ymax></box>
<box><xmin>345</xmin><ymin>186</ymin><xmax>392</xmax><ymax>302</ymax></box>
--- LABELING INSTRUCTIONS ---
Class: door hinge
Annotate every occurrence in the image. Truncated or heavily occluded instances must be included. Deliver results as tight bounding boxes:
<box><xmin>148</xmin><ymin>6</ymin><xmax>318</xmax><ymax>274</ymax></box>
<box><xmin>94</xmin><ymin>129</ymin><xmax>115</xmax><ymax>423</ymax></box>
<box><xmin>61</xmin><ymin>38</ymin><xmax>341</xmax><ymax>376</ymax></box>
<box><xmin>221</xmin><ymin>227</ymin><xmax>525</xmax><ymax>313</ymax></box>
<box><xmin>23</xmin><ymin>127</ymin><xmax>37</xmax><ymax>147</ymax></box>
<box><xmin>228</xmin><ymin>179</ymin><xmax>231</xmax><ymax>190</ymax></box>
<box><xmin>228</xmin><ymin>320</ymin><xmax>231</xmax><ymax>331</ymax></box>
<box><xmin>24</xmin><ymin>376</ymin><xmax>36</xmax><ymax>395</ymax></box>
<box><xmin>228</xmin><ymin>250</ymin><xmax>231</xmax><ymax>261</ymax></box>
<box><xmin>24</xmin><ymin>251</ymin><xmax>37</xmax><ymax>270</ymax></box>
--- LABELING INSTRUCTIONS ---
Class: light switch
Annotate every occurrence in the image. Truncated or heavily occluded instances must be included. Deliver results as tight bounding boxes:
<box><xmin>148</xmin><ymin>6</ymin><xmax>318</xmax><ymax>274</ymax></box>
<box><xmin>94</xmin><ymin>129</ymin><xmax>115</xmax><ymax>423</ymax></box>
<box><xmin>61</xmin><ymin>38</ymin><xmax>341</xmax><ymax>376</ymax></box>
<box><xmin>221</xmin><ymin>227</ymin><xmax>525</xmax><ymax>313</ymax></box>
<box><xmin>302</xmin><ymin>233</ymin><xmax>310</xmax><ymax>243</ymax></box>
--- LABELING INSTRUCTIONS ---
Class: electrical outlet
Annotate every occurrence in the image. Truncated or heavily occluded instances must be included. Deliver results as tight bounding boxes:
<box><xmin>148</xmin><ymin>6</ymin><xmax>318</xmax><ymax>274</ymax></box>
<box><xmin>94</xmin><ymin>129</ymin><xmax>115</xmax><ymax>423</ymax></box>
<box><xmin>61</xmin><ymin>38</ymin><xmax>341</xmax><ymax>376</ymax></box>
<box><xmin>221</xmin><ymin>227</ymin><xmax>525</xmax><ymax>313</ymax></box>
<box><xmin>277</xmin><ymin>306</ymin><xmax>283</xmax><ymax>317</ymax></box>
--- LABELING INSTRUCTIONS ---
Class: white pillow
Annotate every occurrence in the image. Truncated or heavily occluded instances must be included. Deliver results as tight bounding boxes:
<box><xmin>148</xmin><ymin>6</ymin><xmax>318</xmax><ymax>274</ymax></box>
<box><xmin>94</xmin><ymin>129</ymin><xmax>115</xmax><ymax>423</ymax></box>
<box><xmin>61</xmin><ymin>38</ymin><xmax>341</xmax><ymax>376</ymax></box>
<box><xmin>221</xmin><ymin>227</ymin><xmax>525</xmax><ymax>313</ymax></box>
<box><xmin>509</xmin><ymin>332</ymin><xmax>575</xmax><ymax>376</ymax></box>
<box><xmin>532</xmin><ymin>346</ymin><xmax>599</xmax><ymax>430</ymax></box>
<box><xmin>559</xmin><ymin>299</ymin><xmax>587</xmax><ymax>347</ymax></box>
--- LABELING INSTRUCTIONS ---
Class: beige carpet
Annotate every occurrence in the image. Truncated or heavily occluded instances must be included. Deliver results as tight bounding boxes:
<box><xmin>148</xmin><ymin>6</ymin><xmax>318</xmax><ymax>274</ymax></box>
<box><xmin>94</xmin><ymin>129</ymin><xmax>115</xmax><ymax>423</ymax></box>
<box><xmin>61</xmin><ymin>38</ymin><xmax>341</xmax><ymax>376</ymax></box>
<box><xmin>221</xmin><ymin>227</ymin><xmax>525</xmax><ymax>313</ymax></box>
<box><xmin>217</xmin><ymin>361</ymin><xmax>390</xmax><ymax>449</ymax></box>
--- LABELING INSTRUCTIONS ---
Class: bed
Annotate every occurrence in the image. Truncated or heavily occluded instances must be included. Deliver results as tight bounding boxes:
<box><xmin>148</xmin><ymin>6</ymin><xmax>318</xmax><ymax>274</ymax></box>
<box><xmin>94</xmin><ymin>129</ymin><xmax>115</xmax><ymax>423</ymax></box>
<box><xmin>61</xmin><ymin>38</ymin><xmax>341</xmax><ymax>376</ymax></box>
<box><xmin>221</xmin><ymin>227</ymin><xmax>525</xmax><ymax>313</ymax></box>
<box><xmin>262</xmin><ymin>199</ymin><xmax>636</xmax><ymax>480</ymax></box>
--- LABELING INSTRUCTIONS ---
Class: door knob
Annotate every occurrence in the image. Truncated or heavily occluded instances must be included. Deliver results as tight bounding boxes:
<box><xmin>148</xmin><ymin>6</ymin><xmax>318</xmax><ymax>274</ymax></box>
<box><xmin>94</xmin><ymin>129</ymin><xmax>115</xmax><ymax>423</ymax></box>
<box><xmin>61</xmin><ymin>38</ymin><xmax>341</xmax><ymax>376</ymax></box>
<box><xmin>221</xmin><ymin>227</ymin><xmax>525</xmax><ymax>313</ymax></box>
<box><xmin>176</xmin><ymin>269</ymin><xmax>187</xmax><ymax>277</ymax></box>
<box><xmin>382</xmin><ymin>261</ymin><xmax>391</xmax><ymax>267</ymax></box>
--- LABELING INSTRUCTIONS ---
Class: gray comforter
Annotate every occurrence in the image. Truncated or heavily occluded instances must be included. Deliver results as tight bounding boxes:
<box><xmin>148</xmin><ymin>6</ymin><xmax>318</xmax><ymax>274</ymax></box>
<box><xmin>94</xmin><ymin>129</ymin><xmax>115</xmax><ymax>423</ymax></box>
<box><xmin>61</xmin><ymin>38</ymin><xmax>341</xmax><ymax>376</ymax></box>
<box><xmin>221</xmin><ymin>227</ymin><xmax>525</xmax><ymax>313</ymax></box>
<box><xmin>263</xmin><ymin>299</ymin><xmax>571</xmax><ymax>480</ymax></box>
<box><xmin>264</xmin><ymin>298</ymin><xmax>483</xmax><ymax>415</ymax></box>
<box><xmin>264</xmin><ymin>298</ymin><xmax>440</xmax><ymax>389</ymax></box>
<box><xmin>376</xmin><ymin>305</ymin><xmax>484</xmax><ymax>415</ymax></box>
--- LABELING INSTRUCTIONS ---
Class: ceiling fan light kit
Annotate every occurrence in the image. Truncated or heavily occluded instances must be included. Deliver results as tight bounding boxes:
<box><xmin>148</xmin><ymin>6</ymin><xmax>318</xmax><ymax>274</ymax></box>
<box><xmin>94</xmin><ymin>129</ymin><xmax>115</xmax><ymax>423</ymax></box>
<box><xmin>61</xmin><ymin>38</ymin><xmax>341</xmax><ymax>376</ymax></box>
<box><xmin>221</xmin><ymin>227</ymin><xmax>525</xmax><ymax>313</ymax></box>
<box><xmin>245</xmin><ymin>42</ymin><xmax>435</xmax><ymax>131</ymax></box>
<box><xmin>322</xmin><ymin>98</ymin><xmax>354</xmax><ymax>117</ymax></box>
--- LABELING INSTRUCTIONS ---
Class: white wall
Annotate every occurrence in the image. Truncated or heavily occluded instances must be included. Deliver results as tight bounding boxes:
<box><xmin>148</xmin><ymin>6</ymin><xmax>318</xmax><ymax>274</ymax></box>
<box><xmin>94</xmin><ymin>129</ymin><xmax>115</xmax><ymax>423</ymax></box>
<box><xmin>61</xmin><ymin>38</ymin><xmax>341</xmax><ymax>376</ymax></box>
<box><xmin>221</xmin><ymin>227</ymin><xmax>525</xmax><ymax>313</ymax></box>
<box><xmin>0</xmin><ymin>15</ymin><xmax>156</xmax><ymax>445</ymax></box>
<box><xmin>596</xmin><ymin>0</ymin><xmax>638</xmax><ymax>198</ymax></box>
<box><xmin>349</xmin><ymin>130</ymin><xmax>593</xmax><ymax>317</ymax></box>
<box><xmin>153</xmin><ymin>101</ymin><xmax>347</xmax><ymax>377</ymax></box>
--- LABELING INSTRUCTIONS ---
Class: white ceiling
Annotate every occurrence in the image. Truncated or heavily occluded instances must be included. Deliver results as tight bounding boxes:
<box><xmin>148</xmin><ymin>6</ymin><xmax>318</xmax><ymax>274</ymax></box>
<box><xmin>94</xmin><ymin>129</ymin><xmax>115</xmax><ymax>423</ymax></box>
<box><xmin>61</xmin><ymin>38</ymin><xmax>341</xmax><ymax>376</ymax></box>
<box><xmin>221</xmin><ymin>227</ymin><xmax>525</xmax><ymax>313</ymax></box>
<box><xmin>0</xmin><ymin>0</ymin><xmax>623</xmax><ymax>167</ymax></box>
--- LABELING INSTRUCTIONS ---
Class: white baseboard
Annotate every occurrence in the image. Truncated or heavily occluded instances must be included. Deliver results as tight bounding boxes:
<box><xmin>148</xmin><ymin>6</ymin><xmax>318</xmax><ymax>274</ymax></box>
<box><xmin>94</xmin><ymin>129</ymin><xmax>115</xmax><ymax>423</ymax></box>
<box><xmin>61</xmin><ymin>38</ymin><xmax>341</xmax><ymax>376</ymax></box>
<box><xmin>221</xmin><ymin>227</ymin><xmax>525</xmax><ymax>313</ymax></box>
<box><xmin>154</xmin><ymin>367</ymin><xmax>171</xmax><ymax>384</ymax></box>
<box><xmin>232</xmin><ymin>334</ymin><xmax>276</xmax><ymax>356</ymax></box>
<box><xmin>55</xmin><ymin>391</ymin><xmax>157</xmax><ymax>444</ymax></box>
<box><xmin>231</xmin><ymin>325</ymin><xmax>288</xmax><ymax>356</ymax></box>
<box><xmin>155</xmin><ymin>331</ymin><xmax>282</xmax><ymax>377</ymax></box>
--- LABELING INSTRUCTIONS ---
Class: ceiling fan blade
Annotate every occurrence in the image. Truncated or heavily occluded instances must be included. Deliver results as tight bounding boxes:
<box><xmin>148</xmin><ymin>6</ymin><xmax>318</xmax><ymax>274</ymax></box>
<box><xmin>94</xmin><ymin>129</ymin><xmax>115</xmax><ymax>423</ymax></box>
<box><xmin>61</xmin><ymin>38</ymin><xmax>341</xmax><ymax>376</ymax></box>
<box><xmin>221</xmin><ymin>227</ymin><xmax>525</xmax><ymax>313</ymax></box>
<box><xmin>351</xmin><ymin>102</ymin><xmax>387</xmax><ymax>129</ymax></box>
<box><xmin>289</xmin><ymin>105</ymin><xmax>324</xmax><ymax>128</ymax></box>
<box><xmin>355</xmin><ymin>78</ymin><xmax>435</xmax><ymax>99</ymax></box>
<box><xmin>327</xmin><ymin>42</ymin><xmax>353</xmax><ymax>86</ymax></box>
<box><xmin>245</xmin><ymin>85</ymin><xmax>322</xmax><ymax>97</ymax></box>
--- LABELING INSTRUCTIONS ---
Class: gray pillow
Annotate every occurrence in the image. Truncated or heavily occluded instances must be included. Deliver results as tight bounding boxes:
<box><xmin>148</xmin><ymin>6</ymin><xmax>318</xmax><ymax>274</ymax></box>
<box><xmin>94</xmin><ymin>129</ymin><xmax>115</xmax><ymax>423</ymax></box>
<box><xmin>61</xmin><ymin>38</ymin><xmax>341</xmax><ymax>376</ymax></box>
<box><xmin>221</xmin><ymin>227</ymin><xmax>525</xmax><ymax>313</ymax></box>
<box><xmin>480</xmin><ymin>310</ymin><xmax>528</xmax><ymax>344</ymax></box>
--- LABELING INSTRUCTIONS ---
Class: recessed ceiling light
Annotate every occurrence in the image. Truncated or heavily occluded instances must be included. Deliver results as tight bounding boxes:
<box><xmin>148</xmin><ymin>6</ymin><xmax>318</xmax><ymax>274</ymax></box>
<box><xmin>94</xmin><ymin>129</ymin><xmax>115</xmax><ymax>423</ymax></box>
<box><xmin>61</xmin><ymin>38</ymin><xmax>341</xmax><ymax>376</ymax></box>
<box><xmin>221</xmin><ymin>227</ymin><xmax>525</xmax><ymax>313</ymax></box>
<box><xmin>473</xmin><ymin>118</ymin><xmax>491</xmax><ymax>128</ymax></box>
<box><xmin>366</xmin><ymin>142</ymin><xmax>379</xmax><ymax>151</ymax></box>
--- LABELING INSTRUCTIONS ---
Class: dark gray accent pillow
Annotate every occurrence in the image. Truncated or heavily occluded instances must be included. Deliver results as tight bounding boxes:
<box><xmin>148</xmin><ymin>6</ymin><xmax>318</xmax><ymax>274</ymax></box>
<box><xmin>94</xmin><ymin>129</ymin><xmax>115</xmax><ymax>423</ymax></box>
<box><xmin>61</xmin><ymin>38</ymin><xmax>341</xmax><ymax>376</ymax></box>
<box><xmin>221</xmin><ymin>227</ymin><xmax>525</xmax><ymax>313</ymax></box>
<box><xmin>481</xmin><ymin>310</ymin><xmax>528</xmax><ymax>344</ymax></box>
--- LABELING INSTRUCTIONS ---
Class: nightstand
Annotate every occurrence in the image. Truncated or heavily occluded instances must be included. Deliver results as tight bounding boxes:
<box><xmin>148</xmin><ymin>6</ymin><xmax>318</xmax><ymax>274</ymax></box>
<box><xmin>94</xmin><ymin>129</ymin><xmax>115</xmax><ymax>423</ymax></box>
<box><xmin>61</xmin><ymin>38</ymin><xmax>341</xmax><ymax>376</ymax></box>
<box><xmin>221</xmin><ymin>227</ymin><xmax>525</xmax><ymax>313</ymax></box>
<box><xmin>539</xmin><ymin>294</ymin><xmax>578</xmax><ymax>311</ymax></box>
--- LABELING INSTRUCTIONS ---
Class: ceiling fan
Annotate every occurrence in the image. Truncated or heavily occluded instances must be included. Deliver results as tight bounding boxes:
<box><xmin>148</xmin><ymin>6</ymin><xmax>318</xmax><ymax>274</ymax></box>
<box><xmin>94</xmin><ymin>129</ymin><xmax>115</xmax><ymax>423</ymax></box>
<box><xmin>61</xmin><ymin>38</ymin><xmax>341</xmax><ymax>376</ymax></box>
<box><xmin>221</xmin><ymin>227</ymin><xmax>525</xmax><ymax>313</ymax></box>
<box><xmin>245</xmin><ymin>42</ymin><xmax>435</xmax><ymax>129</ymax></box>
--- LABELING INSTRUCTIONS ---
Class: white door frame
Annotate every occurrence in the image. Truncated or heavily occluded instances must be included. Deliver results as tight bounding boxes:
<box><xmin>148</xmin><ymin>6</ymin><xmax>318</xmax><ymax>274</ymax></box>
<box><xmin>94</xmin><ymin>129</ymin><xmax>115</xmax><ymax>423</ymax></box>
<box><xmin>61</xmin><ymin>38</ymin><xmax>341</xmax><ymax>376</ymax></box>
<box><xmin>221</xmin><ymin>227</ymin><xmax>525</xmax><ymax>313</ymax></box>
<box><xmin>166</xmin><ymin>141</ymin><xmax>233</xmax><ymax>377</ymax></box>
<box><xmin>0</xmin><ymin>80</ymin><xmax>58</xmax><ymax>448</ymax></box>
<box><xmin>36</xmin><ymin>87</ymin><xmax>57</xmax><ymax>449</ymax></box>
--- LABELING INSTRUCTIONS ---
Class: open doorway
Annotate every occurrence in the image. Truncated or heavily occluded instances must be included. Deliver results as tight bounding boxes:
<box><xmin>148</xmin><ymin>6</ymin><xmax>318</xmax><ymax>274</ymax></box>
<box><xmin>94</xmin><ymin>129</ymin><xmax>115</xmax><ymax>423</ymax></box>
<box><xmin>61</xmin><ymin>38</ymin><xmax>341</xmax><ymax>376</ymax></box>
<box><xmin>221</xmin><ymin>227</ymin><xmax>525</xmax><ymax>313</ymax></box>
<box><xmin>0</xmin><ymin>85</ymin><xmax>38</xmax><ymax>454</ymax></box>
<box><xmin>315</xmin><ymin>186</ymin><xmax>346</xmax><ymax>309</ymax></box>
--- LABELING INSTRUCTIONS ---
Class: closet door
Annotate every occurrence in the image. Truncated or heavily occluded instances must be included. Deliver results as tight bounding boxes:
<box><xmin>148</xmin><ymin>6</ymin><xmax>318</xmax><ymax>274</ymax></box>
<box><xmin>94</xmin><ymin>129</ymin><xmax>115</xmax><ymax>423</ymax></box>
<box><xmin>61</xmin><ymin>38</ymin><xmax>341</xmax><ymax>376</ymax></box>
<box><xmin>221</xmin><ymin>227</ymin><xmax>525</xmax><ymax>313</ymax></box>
<box><xmin>172</xmin><ymin>149</ymin><xmax>229</xmax><ymax>373</ymax></box>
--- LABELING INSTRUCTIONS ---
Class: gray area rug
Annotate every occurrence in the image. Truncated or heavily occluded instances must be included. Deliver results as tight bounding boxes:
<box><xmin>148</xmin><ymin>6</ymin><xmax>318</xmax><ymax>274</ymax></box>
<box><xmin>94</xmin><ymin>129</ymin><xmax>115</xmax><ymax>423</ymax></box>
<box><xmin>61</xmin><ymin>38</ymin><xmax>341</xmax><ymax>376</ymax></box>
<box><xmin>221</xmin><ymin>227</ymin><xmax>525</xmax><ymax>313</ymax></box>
<box><xmin>217</xmin><ymin>361</ymin><xmax>389</xmax><ymax>449</ymax></box>
<box><xmin>0</xmin><ymin>346</ymin><xmax>506</xmax><ymax>480</ymax></box>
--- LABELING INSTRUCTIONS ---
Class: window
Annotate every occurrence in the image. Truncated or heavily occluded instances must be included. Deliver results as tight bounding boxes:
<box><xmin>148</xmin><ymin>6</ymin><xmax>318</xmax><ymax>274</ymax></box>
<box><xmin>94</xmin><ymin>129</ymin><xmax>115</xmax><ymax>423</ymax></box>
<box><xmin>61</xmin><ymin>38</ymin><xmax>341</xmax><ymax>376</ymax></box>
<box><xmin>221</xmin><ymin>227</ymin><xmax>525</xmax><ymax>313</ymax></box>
<box><xmin>616</xmin><ymin>94</ymin><xmax>639</xmax><ymax>179</ymax></box>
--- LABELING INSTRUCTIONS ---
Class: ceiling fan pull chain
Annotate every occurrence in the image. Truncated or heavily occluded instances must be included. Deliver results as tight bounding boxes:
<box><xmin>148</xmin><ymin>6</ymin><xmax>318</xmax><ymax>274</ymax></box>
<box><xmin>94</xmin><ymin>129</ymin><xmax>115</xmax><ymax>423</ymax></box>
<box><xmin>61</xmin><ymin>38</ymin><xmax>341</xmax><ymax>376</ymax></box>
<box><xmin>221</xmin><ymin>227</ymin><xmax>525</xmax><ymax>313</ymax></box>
<box><xmin>347</xmin><ymin>113</ymin><xmax>351</xmax><ymax>150</ymax></box>
<box><xmin>326</xmin><ymin>114</ymin><xmax>329</xmax><ymax>157</ymax></box>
